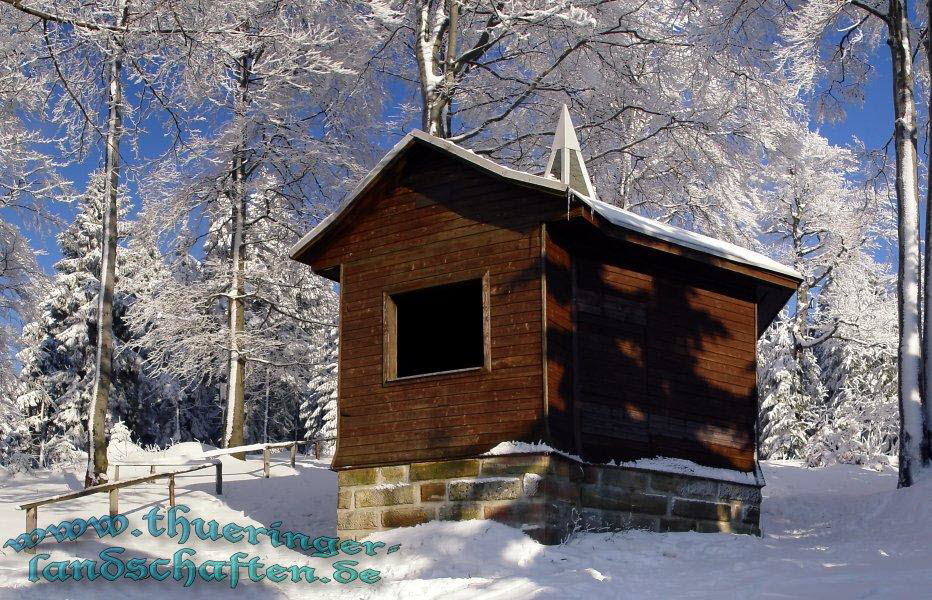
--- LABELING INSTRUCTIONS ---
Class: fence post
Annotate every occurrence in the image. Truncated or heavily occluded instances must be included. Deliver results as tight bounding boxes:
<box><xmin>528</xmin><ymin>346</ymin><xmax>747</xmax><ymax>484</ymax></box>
<box><xmin>109</xmin><ymin>488</ymin><xmax>119</xmax><ymax>516</ymax></box>
<box><xmin>25</xmin><ymin>507</ymin><xmax>37</xmax><ymax>555</ymax></box>
<box><xmin>168</xmin><ymin>475</ymin><xmax>176</xmax><ymax>507</ymax></box>
<box><xmin>150</xmin><ymin>465</ymin><xmax>156</xmax><ymax>475</ymax></box>
<box><xmin>263</xmin><ymin>447</ymin><xmax>270</xmax><ymax>478</ymax></box>
<box><xmin>215</xmin><ymin>462</ymin><xmax>223</xmax><ymax>495</ymax></box>
<box><xmin>113</xmin><ymin>465</ymin><xmax>120</xmax><ymax>481</ymax></box>
<box><xmin>314</xmin><ymin>441</ymin><xmax>321</xmax><ymax>460</ymax></box>
<box><xmin>290</xmin><ymin>442</ymin><xmax>297</xmax><ymax>468</ymax></box>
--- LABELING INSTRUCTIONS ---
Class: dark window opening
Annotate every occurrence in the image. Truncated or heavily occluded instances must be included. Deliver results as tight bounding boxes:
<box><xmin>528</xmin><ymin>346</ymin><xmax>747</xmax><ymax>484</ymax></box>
<box><xmin>392</xmin><ymin>279</ymin><xmax>485</xmax><ymax>378</ymax></box>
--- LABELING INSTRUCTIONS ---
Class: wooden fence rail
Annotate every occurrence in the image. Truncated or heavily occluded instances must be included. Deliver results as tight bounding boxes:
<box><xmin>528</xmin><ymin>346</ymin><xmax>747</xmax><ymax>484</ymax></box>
<box><xmin>17</xmin><ymin>439</ymin><xmax>336</xmax><ymax>554</ymax></box>
<box><xmin>18</xmin><ymin>461</ymin><xmax>221</xmax><ymax>555</ymax></box>
<box><xmin>202</xmin><ymin>438</ymin><xmax>335</xmax><ymax>478</ymax></box>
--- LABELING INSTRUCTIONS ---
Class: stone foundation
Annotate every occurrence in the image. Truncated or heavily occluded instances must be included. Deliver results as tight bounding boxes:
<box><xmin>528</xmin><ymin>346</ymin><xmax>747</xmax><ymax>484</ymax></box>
<box><xmin>337</xmin><ymin>453</ymin><xmax>761</xmax><ymax>544</ymax></box>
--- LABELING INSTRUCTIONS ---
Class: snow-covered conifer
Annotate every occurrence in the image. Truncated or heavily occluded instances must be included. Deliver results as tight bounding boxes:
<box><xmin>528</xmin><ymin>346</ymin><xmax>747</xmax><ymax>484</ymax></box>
<box><xmin>15</xmin><ymin>173</ymin><xmax>163</xmax><ymax>464</ymax></box>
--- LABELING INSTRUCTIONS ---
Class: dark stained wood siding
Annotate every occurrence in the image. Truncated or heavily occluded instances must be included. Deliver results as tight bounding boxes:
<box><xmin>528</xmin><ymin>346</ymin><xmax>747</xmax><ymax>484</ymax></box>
<box><xmin>315</xmin><ymin>145</ymin><xmax>569</xmax><ymax>468</ymax></box>
<box><xmin>294</xmin><ymin>141</ymin><xmax>791</xmax><ymax>472</ymax></box>
<box><xmin>544</xmin><ymin>223</ymin><xmax>760</xmax><ymax>471</ymax></box>
<box><xmin>544</xmin><ymin>231</ymin><xmax>577</xmax><ymax>454</ymax></box>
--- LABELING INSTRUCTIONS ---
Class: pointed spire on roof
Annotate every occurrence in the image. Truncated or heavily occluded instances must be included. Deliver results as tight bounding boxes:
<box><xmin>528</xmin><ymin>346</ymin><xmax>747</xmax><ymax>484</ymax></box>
<box><xmin>544</xmin><ymin>104</ymin><xmax>597</xmax><ymax>199</ymax></box>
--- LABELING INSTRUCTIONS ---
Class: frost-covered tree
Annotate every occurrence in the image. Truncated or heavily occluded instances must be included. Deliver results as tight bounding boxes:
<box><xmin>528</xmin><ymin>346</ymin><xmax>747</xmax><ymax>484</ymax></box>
<box><xmin>130</xmin><ymin>173</ymin><xmax>338</xmax><ymax>449</ymax></box>
<box><xmin>757</xmin><ymin>129</ymin><xmax>892</xmax><ymax>462</ymax></box>
<box><xmin>15</xmin><ymin>173</ymin><xmax>164</xmax><ymax>466</ymax></box>
<box><xmin>375</xmin><ymin>1</ymin><xmax>808</xmax><ymax>243</ymax></box>
<box><xmin>0</xmin><ymin>4</ymin><xmax>71</xmax><ymax>431</ymax></box>
<box><xmin>805</xmin><ymin>256</ymin><xmax>898</xmax><ymax>468</ymax></box>
<box><xmin>130</xmin><ymin>0</ymin><xmax>384</xmax><ymax>453</ymax></box>
<box><xmin>302</xmin><ymin>325</ymin><xmax>338</xmax><ymax>453</ymax></box>
<box><xmin>759</xmin><ymin>312</ymin><xmax>824</xmax><ymax>460</ymax></box>
<box><xmin>776</xmin><ymin>0</ymin><xmax>925</xmax><ymax>486</ymax></box>
<box><xmin>0</xmin><ymin>0</ymin><xmax>203</xmax><ymax>484</ymax></box>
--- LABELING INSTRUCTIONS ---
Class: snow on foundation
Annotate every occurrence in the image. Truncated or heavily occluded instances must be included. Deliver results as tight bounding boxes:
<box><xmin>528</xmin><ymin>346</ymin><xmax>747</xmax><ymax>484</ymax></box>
<box><xmin>482</xmin><ymin>441</ymin><xmax>759</xmax><ymax>485</ymax></box>
<box><xmin>481</xmin><ymin>441</ymin><xmax>581</xmax><ymax>461</ymax></box>
<box><xmin>609</xmin><ymin>457</ymin><xmax>759</xmax><ymax>486</ymax></box>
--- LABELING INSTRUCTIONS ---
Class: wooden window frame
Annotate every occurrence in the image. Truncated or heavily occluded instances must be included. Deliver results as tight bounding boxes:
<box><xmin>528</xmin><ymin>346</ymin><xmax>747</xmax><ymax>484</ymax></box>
<box><xmin>383</xmin><ymin>271</ymin><xmax>491</xmax><ymax>384</ymax></box>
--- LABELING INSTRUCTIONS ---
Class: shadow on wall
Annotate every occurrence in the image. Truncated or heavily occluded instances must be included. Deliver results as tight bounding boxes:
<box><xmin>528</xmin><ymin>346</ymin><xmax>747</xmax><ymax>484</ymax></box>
<box><xmin>546</xmin><ymin>222</ymin><xmax>757</xmax><ymax>471</ymax></box>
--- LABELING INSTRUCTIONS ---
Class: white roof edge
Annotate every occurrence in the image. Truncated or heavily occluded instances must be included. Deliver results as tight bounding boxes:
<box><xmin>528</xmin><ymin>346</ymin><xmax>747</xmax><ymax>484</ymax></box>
<box><xmin>578</xmin><ymin>195</ymin><xmax>801</xmax><ymax>281</ymax></box>
<box><xmin>290</xmin><ymin>129</ymin><xmax>800</xmax><ymax>283</ymax></box>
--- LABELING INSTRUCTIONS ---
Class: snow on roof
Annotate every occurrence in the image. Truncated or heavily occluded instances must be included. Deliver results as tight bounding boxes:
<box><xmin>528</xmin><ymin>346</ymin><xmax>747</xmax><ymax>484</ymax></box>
<box><xmin>578</xmin><ymin>197</ymin><xmax>801</xmax><ymax>280</ymax></box>
<box><xmin>290</xmin><ymin>130</ymin><xmax>800</xmax><ymax>282</ymax></box>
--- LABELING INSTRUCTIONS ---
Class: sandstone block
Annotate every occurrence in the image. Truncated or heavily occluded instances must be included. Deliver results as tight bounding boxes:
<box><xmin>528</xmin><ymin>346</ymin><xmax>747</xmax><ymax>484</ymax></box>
<box><xmin>659</xmin><ymin>517</ymin><xmax>697</xmax><ymax>533</ymax></box>
<box><xmin>382</xmin><ymin>506</ymin><xmax>433</xmax><ymax>528</ymax></box>
<box><xmin>649</xmin><ymin>473</ymin><xmax>719</xmax><ymax>499</ymax></box>
<box><xmin>449</xmin><ymin>478</ymin><xmax>522</xmax><ymax>501</ymax></box>
<box><xmin>410</xmin><ymin>459</ymin><xmax>480</xmax><ymax>481</ymax></box>
<box><xmin>439</xmin><ymin>502</ymin><xmax>483</xmax><ymax>520</ymax></box>
<box><xmin>337</xmin><ymin>509</ymin><xmax>379</xmax><ymax>531</ymax></box>
<box><xmin>379</xmin><ymin>465</ymin><xmax>408</xmax><ymax>484</ymax></box>
<box><xmin>338</xmin><ymin>489</ymin><xmax>352</xmax><ymax>510</ymax></box>
<box><xmin>419</xmin><ymin>482</ymin><xmax>446</xmax><ymax>502</ymax></box>
<box><xmin>480</xmin><ymin>455</ymin><xmax>552</xmax><ymax>477</ymax></box>
<box><xmin>600</xmin><ymin>468</ymin><xmax>649</xmax><ymax>490</ymax></box>
<box><xmin>671</xmin><ymin>498</ymin><xmax>735</xmax><ymax>522</ymax></box>
<box><xmin>483</xmin><ymin>502</ymin><xmax>546</xmax><ymax>524</ymax></box>
<box><xmin>338</xmin><ymin>468</ymin><xmax>378</xmax><ymax>486</ymax></box>
<box><xmin>580</xmin><ymin>485</ymin><xmax>668</xmax><ymax>516</ymax></box>
<box><xmin>718</xmin><ymin>482</ymin><xmax>763</xmax><ymax>504</ymax></box>
<box><xmin>355</xmin><ymin>485</ymin><xmax>415</xmax><ymax>508</ymax></box>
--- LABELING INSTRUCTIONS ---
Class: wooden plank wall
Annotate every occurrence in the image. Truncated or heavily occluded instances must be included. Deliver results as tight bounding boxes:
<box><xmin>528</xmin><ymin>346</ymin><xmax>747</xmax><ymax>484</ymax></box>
<box><xmin>316</xmin><ymin>146</ymin><xmax>567</xmax><ymax>469</ymax></box>
<box><xmin>573</xmin><ymin>251</ymin><xmax>758</xmax><ymax>471</ymax></box>
<box><xmin>543</xmin><ymin>224</ymin><xmax>759</xmax><ymax>471</ymax></box>
<box><xmin>544</xmin><ymin>233</ymin><xmax>577</xmax><ymax>454</ymax></box>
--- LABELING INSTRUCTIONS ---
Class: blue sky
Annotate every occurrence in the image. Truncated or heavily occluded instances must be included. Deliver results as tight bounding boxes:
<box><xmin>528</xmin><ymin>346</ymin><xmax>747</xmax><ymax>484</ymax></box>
<box><xmin>16</xmin><ymin>48</ymin><xmax>901</xmax><ymax>277</ymax></box>
<box><xmin>816</xmin><ymin>58</ymin><xmax>894</xmax><ymax>153</ymax></box>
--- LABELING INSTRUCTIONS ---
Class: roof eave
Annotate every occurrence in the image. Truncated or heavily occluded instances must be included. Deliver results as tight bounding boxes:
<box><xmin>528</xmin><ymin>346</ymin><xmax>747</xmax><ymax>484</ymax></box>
<box><xmin>290</xmin><ymin>130</ymin><xmax>568</xmax><ymax>264</ymax></box>
<box><xmin>570</xmin><ymin>193</ymin><xmax>802</xmax><ymax>285</ymax></box>
<box><xmin>289</xmin><ymin>129</ymin><xmax>800</xmax><ymax>289</ymax></box>
<box><xmin>289</xmin><ymin>133</ymin><xmax>419</xmax><ymax>262</ymax></box>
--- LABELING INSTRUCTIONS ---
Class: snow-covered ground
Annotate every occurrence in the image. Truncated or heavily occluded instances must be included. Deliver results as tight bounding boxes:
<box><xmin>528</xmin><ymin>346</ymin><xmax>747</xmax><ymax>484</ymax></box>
<box><xmin>0</xmin><ymin>446</ymin><xmax>926</xmax><ymax>599</ymax></box>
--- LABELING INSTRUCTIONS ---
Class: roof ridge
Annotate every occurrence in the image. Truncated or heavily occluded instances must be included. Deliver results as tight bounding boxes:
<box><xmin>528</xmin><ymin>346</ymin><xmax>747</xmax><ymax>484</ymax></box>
<box><xmin>290</xmin><ymin>129</ymin><xmax>800</xmax><ymax>282</ymax></box>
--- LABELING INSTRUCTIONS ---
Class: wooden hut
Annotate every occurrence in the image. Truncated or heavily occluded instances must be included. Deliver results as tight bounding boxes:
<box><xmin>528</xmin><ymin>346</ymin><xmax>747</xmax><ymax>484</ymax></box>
<box><xmin>291</xmin><ymin>107</ymin><xmax>800</xmax><ymax>541</ymax></box>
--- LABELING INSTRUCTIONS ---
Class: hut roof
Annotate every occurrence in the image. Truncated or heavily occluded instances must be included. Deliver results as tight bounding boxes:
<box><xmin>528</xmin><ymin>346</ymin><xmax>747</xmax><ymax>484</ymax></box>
<box><xmin>290</xmin><ymin>129</ymin><xmax>801</xmax><ymax>282</ymax></box>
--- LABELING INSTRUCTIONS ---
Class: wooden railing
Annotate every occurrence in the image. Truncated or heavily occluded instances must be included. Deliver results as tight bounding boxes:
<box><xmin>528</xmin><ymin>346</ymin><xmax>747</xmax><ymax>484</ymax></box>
<box><xmin>201</xmin><ymin>438</ymin><xmax>335</xmax><ymax>477</ymax></box>
<box><xmin>18</xmin><ymin>461</ymin><xmax>221</xmax><ymax>555</ymax></box>
<box><xmin>204</xmin><ymin>440</ymin><xmax>309</xmax><ymax>477</ymax></box>
<box><xmin>17</xmin><ymin>438</ymin><xmax>336</xmax><ymax>555</ymax></box>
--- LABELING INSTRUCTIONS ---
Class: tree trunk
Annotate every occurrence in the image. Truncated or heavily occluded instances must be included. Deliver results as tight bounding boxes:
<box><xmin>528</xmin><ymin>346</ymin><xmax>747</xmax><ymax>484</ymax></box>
<box><xmin>442</xmin><ymin>0</ymin><xmax>458</xmax><ymax>136</ymax></box>
<box><xmin>222</xmin><ymin>53</ymin><xmax>250</xmax><ymax>459</ymax></box>
<box><xmin>38</xmin><ymin>393</ymin><xmax>48</xmax><ymax>467</ymax></box>
<box><xmin>173</xmin><ymin>391</ymin><xmax>181</xmax><ymax>441</ymax></box>
<box><xmin>923</xmin><ymin>0</ymin><xmax>932</xmax><ymax>465</ymax></box>
<box><xmin>416</xmin><ymin>0</ymin><xmax>447</xmax><ymax>137</ymax></box>
<box><xmin>263</xmin><ymin>365</ymin><xmax>270</xmax><ymax>444</ymax></box>
<box><xmin>887</xmin><ymin>0</ymin><xmax>925</xmax><ymax>487</ymax></box>
<box><xmin>86</xmin><ymin>0</ymin><xmax>128</xmax><ymax>488</ymax></box>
